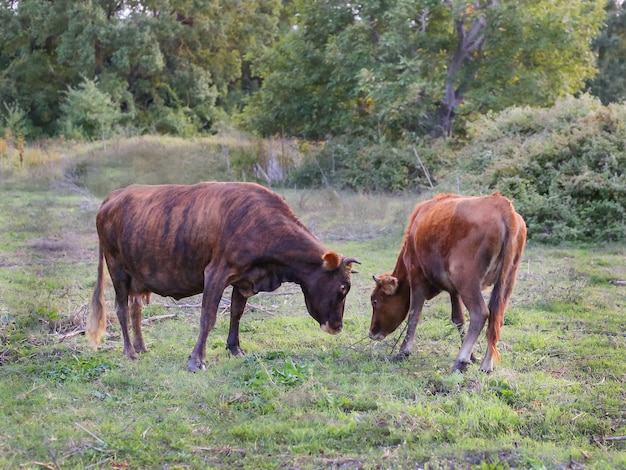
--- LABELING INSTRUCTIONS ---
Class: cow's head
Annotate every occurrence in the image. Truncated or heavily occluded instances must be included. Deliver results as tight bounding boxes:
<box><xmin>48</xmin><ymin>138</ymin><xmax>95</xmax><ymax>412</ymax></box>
<box><xmin>301</xmin><ymin>251</ymin><xmax>360</xmax><ymax>335</ymax></box>
<box><xmin>369</xmin><ymin>274</ymin><xmax>410</xmax><ymax>340</ymax></box>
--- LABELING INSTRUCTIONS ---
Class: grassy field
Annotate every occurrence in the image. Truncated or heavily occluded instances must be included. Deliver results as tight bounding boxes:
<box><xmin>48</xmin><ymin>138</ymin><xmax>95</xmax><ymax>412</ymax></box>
<box><xmin>1</xmin><ymin>138</ymin><xmax>625</xmax><ymax>469</ymax></box>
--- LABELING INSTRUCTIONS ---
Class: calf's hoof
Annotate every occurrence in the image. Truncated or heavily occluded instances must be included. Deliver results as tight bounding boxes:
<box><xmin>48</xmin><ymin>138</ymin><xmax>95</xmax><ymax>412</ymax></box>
<box><xmin>187</xmin><ymin>358</ymin><xmax>206</xmax><ymax>373</ymax></box>
<box><xmin>393</xmin><ymin>350</ymin><xmax>411</xmax><ymax>362</ymax></box>
<box><xmin>452</xmin><ymin>360</ymin><xmax>469</xmax><ymax>373</ymax></box>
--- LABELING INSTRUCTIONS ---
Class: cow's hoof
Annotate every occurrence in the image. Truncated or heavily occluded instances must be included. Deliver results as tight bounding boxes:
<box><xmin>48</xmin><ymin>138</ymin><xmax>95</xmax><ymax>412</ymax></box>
<box><xmin>124</xmin><ymin>349</ymin><xmax>138</xmax><ymax>360</ymax></box>
<box><xmin>452</xmin><ymin>360</ymin><xmax>469</xmax><ymax>373</ymax></box>
<box><xmin>470</xmin><ymin>353</ymin><xmax>478</xmax><ymax>364</ymax></box>
<box><xmin>134</xmin><ymin>343</ymin><xmax>149</xmax><ymax>354</ymax></box>
<box><xmin>227</xmin><ymin>346</ymin><xmax>245</xmax><ymax>357</ymax></box>
<box><xmin>393</xmin><ymin>351</ymin><xmax>411</xmax><ymax>361</ymax></box>
<box><xmin>187</xmin><ymin>358</ymin><xmax>206</xmax><ymax>373</ymax></box>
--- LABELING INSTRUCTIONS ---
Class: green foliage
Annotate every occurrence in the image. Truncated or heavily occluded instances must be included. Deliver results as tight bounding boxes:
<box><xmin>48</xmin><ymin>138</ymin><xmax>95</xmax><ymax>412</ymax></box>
<box><xmin>2</xmin><ymin>149</ymin><xmax>626</xmax><ymax>468</ymax></box>
<box><xmin>0</xmin><ymin>0</ymin><xmax>283</xmax><ymax>137</ymax></box>
<box><xmin>587</xmin><ymin>0</ymin><xmax>626</xmax><ymax>104</ymax></box>
<box><xmin>43</xmin><ymin>355</ymin><xmax>114</xmax><ymax>383</ymax></box>
<box><xmin>457</xmin><ymin>94</ymin><xmax>626</xmax><ymax>243</ymax></box>
<box><xmin>59</xmin><ymin>77</ymin><xmax>125</xmax><ymax>140</ymax></box>
<box><xmin>0</xmin><ymin>102</ymin><xmax>32</xmax><ymax>139</ymax></box>
<box><xmin>288</xmin><ymin>135</ymin><xmax>453</xmax><ymax>192</ymax></box>
<box><xmin>243</xmin><ymin>0</ymin><xmax>604</xmax><ymax>140</ymax></box>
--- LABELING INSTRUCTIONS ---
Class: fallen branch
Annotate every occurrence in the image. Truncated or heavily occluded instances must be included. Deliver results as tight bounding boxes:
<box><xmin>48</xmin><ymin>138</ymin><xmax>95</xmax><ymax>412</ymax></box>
<box><xmin>610</xmin><ymin>279</ymin><xmax>626</xmax><ymax>286</ymax></box>
<box><xmin>594</xmin><ymin>435</ymin><xmax>626</xmax><ymax>444</ymax></box>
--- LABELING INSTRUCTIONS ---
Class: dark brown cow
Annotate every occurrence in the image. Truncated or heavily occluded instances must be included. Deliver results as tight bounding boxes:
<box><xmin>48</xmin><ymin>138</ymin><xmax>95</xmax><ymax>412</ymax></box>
<box><xmin>369</xmin><ymin>193</ymin><xmax>526</xmax><ymax>372</ymax></box>
<box><xmin>87</xmin><ymin>182</ymin><xmax>360</xmax><ymax>371</ymax></box>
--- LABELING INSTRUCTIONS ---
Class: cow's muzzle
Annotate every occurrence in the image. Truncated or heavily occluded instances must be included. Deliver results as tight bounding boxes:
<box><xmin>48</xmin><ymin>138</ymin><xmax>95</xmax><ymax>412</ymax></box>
<box><xmin>320</xmin><ymin>322</ymin><xmax>342</xmax><ymax>335</ymax></box>
<box><xmin>369</xmin><ymin>331</ymin><xmax>386</xmax><ymax>341</ymax></box>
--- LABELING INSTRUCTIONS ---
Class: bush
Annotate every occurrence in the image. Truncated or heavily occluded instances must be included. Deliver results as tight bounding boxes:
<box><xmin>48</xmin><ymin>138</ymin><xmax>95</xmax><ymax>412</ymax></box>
<box><xmin>59</xmin><ymin>77</ymin><xmax>125</xmax><ymax>140</ymax></box>
<box><xmin>288</xmin><ymin>136</ymin><xmax>450</xmax><ymax>193</ymax></box>
<box><xmin>457</xmin><ymin>94</ymin><xmax>626</xmax><ymax>243</ymax></box>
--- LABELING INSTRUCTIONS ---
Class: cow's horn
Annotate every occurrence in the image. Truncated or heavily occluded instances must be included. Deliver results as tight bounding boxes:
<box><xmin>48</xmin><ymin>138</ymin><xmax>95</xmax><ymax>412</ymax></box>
<box><xmin>343</xmin><ymin>256</ymin><xmax>361</xmax><ymax>274</ymax></box>
<box><xmin>372</xmin><ymin>275</ymin><xmax>381</xmax><ymax>284</ymax></box>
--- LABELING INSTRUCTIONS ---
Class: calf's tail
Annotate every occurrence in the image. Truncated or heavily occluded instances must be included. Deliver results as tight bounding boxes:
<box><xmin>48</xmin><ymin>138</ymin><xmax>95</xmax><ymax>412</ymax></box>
<box><xmin>487</xmin><ymin>215</ymin><xmax>526</xmax><ymax>364</ymax></box>
<box><xmin>86</xmin><ymin>246</ymin><xmax>107</xmax><ymax>348</ymax></box>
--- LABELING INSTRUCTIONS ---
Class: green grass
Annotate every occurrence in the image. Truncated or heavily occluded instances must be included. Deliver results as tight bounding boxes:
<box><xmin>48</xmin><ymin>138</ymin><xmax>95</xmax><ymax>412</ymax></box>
<box><xmin>1</xmin><ymin>137</ymin><xmax>626</xmax><ymax>469</ymax></box>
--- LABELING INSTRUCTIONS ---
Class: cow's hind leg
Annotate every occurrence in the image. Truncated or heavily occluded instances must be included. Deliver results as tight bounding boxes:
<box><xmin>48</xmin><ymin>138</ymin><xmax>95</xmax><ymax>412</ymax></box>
<box><xmin>114</xmin><ymin>290</ymin><xmax>137</xmax><ymax>360</ymax></box>
<box><xmin>109</xmin><ymin>265</ymin><xmax>137</xmax><ymax>359</ymax></box>
<box><xmin>130</xmin><ymin>294</ymin><xmax>148</xmax><ymax>354</ymax></box>
<box><xmin>453</xmin><ymin>288</ymin><xmax>489</xmax><ymax>372</ymax></box>
<box><xmin>226</xmin><ymin>288</ymin><xmax>247</xmax><ymax>357</ymax></box>
<box><xmin>450</xmin><ymin>293</ymin><xmax>476</xmax><ymax>364</ymax></box>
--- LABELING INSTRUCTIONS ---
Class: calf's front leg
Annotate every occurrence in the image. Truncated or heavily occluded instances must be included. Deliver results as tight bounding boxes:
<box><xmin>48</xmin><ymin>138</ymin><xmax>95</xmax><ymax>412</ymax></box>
<box><xmin>397</xmin><ymin>293</ymin><xmax>425</xmax><ymax>359</ymax></box>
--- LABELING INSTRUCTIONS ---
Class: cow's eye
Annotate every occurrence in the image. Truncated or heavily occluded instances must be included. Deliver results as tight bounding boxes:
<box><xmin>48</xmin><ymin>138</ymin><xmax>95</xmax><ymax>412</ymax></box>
<box><xmin>371</xmin><ymin>299</ymin><xmax>377</xmax><ymax>306</ymax></box>
<box><xmin>340</xmin><ymin>284</ymin><xmax>349</xmax><ymax>296</ymax></box>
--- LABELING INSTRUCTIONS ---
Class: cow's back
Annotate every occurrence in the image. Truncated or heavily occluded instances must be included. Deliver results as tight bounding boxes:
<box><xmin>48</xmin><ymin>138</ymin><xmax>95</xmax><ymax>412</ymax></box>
<box><xmin>404</xmin><ymin>193</ymin><xmax>522</xmax><ymax>290</ymax></box>
<box><xmin>96</xmin><ymin>182</ymin><xmax>319</xmax><ymax>298</ymax></box>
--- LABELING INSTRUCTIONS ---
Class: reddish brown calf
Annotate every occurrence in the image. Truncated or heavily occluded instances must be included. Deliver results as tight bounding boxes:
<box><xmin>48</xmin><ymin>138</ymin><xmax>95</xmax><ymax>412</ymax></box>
<box><xmin>369</xmin><ymin>193</ymin><xmax>526</xmax><ymax>372</ymax></box>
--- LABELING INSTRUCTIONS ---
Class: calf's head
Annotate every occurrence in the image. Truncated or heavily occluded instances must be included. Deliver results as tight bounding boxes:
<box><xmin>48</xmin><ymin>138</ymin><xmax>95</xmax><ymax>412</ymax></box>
<box><xmin>301</xmin><ymin>251</ymin><xmax>360</xmax><ymax>335</ymax></box>
<box><xmin>369</xmin><ymin>274</ymin><xmax>409</xmax><ymax>340</ymax></box>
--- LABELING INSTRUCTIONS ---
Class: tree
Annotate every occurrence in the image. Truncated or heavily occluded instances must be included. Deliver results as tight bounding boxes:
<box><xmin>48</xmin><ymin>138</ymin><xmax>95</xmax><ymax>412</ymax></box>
<box><xmin>243</xmin><ymin>0</ymin><xmax>605</xmax><ymax>140</ymax></box>
<box><xmin>587</xmin><ymin>0</ymin><xmax>626</xmax><ymax>104</ymax></box>
<box><xmin>0</xmin><ymin>0</ymin><xmax>283</xmax><ymax>137</ymax></box>
<box><xmin>59</xmin><ymin>77</ymin><xmax>124</xmax><ymax>141</ymax></box>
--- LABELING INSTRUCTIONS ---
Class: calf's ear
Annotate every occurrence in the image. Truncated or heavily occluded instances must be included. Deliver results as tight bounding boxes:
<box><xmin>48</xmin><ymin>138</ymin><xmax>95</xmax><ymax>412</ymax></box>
<box><xmin>322</xmin><ymin>250</ymin><xmax>341</xmax><ymax>270</ymax></box>
<box><xmin>381</xmin><ymin>276</ymin><xmax>399</xmax><ymax>295</ymax></box>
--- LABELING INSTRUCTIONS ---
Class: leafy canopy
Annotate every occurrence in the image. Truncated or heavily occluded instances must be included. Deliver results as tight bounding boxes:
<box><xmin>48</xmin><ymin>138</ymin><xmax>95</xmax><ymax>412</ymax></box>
<box><xmin>242</xmin><ymin>0</ymin><xmax>604</xmax><ymax>140</ymax></box>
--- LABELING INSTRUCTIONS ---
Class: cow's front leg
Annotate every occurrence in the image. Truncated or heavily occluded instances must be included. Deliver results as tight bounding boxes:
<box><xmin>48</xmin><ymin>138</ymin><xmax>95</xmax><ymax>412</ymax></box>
<box><xmin>188</xmin><ymin>269</ymin><xmax>225</xmax><ymax>372</ymax></box>
<box><xmin>226</xmin><ymin>288</ymin><xmax>247</xmax><ymax>356</ymax></box>
<box><xmin>397</xmin><ymin>293</ymin><xmax>425</xmax><ymax>359</ymax></box>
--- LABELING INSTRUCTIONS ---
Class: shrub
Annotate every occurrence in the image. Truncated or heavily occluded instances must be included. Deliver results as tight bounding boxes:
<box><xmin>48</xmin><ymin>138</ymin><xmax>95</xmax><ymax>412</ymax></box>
<box><xmin>288</xmin><ymin>136</ymin><xmax>449</xmax><ymax>193</ymax></box>
<box><xmin>457</xmin><ymin>94</ymin><xmax>626</xmax><ymax>243</ymax></box>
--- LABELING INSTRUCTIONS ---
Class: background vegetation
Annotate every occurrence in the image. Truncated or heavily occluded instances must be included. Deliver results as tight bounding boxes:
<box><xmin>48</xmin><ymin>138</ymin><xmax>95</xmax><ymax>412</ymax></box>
<box><xmin>1</xmin><ymin>141</ymin><xmax>626</xmax><ymax>469</ymax></box>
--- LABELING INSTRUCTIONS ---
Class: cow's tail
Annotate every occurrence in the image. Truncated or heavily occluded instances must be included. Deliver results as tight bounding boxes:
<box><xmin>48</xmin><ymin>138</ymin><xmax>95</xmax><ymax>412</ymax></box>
<box><xmin>86</xmin><ymin>245</ymin><xmax>107</xmax><ymax>348</ymax></box>
<box><xmin>487</xmin><ymin>215</ymin><xmax>526</xmax><ymax>364</ymax></box>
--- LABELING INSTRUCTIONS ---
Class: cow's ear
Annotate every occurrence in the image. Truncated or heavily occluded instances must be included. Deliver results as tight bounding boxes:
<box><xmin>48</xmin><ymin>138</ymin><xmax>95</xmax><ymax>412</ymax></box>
<box><xmin>322</xmin><ymin>250</ymin><xmax>341</xmax><ymax>271</ymax></box>
<box><xmin>381</xmin><ymin>276</ymin><xmax>399</xmax><ymax>295</ymax></box>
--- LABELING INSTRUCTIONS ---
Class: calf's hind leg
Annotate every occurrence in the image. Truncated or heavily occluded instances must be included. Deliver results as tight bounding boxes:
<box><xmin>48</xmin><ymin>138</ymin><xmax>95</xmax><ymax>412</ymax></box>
<box><xmin>449</xmin><ymin>293</ymin><xmax>476</xmax><ymax>364</ymax></box>
<box><xmin>453</xmin><ymin>287</ymin><xmax>489</xmax><ymax>372</ymax></box>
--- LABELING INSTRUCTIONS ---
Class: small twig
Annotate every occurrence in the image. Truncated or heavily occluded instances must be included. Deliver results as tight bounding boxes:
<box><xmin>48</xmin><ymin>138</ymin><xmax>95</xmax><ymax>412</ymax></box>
<box><xmin>82</xmin><ymin>457</ymin><xmax>112</xmax><ymax>470</ymax></box>
<box><xmin>160</xmin><ymin>303</ymin><xmax>202</xmax><ymax>309</ymax></box>
<box><xmin>141</xmin><ymin>314</ymin><xmax>177</xmax><ymax>323</ymax></box>
<box><xmin>192</xmin><ymin>446</ymin><xmax>247</xmax><ymax>456</ymax></box>
<box><xmin>58</xmin><ymin>329</ymin><xmax>84</xmax><ymax>341</ymax></box>
<box><xmin>413</xmin><ymin>146</ymin><xmax>434</xmax><ymax>189</ymax></box>
<box><xmin>74</xmin><ymin>422</ymin><xmax>106</xmax><ymax>445</ymax></box>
